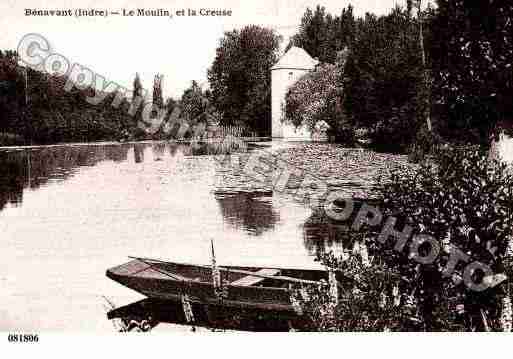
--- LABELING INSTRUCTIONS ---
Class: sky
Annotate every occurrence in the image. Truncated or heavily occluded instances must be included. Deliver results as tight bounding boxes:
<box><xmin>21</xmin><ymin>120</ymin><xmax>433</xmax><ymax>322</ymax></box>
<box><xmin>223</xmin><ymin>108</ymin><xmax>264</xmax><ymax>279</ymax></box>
<box><xmin>0</xmin><ymin>0</ymin><xmax>411</xmax><ymax>99</ymax></box>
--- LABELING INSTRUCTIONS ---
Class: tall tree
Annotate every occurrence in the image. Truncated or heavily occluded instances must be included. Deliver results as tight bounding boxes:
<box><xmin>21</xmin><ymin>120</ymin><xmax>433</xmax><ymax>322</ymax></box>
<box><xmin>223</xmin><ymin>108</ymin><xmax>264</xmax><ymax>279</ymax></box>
<box><xmin>285</xmin><ymin>49</ymin><xmax>350</xmax><ymax>142</ymax></box>
<box><xmin>342</xmin><ymin>6</ymin><xmax>423</xmax><ymax>152</ymax></box>
<box><xmin>152</xmin><ymin>73</ymin><xmax>164</xmax><ymax>110</ymax></box>
<box><xmin>431</xmin><ymin>0</ymin><xmax>513</xmax><ymax>148</ymax></box>
<box><xmin>181</xmin><ymin>80</ymin><xmax>207</xmax><ymax>124</ymax></box>
<box><xmin>289</xmin><ymin>5</ymin><xmax>355</xmax><ymax>64</ymax></box>
<box><xmin>208</xmin><ymin>25</ymin><xmax>281</xmax><ymax>135</ymax></box>
<box><xmin>132</xmin><ymin>72</ymin><xmax>143</xmax><ymax>102</ymax></box>
<box><xmin>412</xmin><ymin>0</ymin><xmax>432</xmax><ymax>132</ymax></box>
<box><xmin>131</xmin><ymin>72</ymin><xmax>144</xmax><ymax>129</ymax></box>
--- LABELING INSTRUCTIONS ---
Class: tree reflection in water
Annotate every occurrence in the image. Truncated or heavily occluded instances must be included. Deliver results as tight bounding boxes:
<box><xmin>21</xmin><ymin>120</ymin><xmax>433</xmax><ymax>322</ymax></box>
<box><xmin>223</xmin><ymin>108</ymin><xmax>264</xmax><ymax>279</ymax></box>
<box><xmin>0</xmin><ymin>145</ymin><xmax>130</xmax><ymax>211</ymax></box>
<box><xmin>302</xmin><ymin>206</ymin><xmax>352</xmax><ymax>258</ymax></box>
<box><xmin>0</xmin><ymin>140</ymin><xmax>253</xmax><ymax>212</ymax></box>
<box><xmin>302</xmin><ymin>200</ymin><xmax>379</xmax><ymax>258</ymax></box>
<box><xmin>215</xmin><ymin>192</ymin><xmax>279</xmax><ymax>236</ymax></box>
<box><xmin>133</xmin><ymin>144</ymin><xmax>145</xmax><ymax>163</ymax></box>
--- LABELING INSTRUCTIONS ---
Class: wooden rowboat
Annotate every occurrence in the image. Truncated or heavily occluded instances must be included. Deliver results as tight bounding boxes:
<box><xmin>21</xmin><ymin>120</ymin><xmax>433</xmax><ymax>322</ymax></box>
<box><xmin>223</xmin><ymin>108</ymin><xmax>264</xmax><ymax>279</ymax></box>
<box><xmin>106</xmin><ymin>256</ymin><xmax>338</xmax><ymax>312</ymax></box>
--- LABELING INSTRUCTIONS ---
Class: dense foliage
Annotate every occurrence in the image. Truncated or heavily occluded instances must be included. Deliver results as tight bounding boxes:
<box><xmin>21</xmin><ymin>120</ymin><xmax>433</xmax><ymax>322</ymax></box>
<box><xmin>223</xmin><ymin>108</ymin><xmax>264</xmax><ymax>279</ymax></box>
<box><xmin>287</xmin><ymin>1</ymin><xmax>513</xmax><ymax>151</ymax></box>
<box><xmin>285</xmin><ymin>5</ymin><xmax>428</xmax><ymax>152</ymax></box>
<box><xmin>0</xmin><ymin>51</ymin><xmax>204</xmax><ymax>145</ymax></box>
<box><xmin>152</xmin><ymin>74</ymin><xmax>164</xmax><ymax>110</ymax></box>
<box><xmin>180</xmin><ymin>81</ymin><xmax>209</xmax><ymax>124</ymax></box>
<box><xmin>378</xmin><ymin>147</ymin><xmax>513</xmax><ymax>330</ymax></box>
<box><xmin>430</xmin><ymin>0</ymin><xmax>513</xmax><ymax>144</ymax></box>
<box><xmin>298</xmin><ymin>148</ymin><xmax>513</xmax><ymax>331</ymax></box>
<box><xmin>293</xmin><ymin>251</ymin><xmax>424</xmax><ymax>331</ymax></box>
<box><xmin>2</xmin><ymin>2</ymin><xmax>511</xmax><ymax>148</ymax></box>
<box><xmin>0</xmin><ymin>51</ymin><xmax>137</xmax><ymax>145</ymax></box>
<box><xmin>284</xmin><ymin>61</ymin><xmax>347</xmax><ymax>142</ymax></box>
<box><xmin>288</xmin><ymin>5</ymin><xmax>356</xmax><ymax>64</ymax></box>
<box><xmin>208</xmin><ymin>25</ymin><xmax>281</xmax><ymax>136</ymax></box>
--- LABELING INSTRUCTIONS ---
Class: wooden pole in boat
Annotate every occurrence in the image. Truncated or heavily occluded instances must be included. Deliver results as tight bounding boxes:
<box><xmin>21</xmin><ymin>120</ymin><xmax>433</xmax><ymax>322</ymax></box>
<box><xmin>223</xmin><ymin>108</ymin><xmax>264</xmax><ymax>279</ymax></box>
<box><xmin>27</xmin><ymin>150</ymin><xmax>31</xmax><ymax>188</ymax></box>
<box><xmin>211</xmin><ymin>239</ymin><xmax>221</xmax><ymax>290</ymax></box>
<box><xmin>210</xmin><ymin>239</ymin><xmax>225</xmax><ymax>331</ymax></box>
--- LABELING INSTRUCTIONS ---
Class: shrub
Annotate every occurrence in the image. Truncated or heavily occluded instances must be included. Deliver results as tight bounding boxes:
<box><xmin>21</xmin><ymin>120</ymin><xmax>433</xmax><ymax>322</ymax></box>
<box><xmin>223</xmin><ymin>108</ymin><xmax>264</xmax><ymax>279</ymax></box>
<box><xmin>295</xmin><ymin>148</ymin><xmax>513</xmax><ymax>331</ymax></box>
<box><xmin>377</xmin><ymin>147</ymin><xmax>513</xmax><ymax>330</ymax></box>
<box><xmin>292</xmin><ymin>249</ymin><xmax>425</xmax><ymax>331</ymax></box>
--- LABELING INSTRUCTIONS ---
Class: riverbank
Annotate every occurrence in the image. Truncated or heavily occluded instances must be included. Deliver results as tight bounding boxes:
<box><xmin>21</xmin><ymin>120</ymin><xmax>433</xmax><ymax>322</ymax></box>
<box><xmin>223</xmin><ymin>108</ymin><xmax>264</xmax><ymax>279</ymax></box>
<box><xmin>0</xmin><ymin>137</ymin><xmax>271</xmax><ymax>151</ymax></box>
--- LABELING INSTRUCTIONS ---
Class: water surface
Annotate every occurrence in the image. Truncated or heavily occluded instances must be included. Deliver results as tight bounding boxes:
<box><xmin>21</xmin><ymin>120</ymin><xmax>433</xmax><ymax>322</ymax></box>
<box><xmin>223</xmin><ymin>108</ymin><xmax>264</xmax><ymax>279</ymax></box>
<box><xmin>1</xmin><ymin>141</ymin><xmax>355</xmax><ymax>331</ymax></box>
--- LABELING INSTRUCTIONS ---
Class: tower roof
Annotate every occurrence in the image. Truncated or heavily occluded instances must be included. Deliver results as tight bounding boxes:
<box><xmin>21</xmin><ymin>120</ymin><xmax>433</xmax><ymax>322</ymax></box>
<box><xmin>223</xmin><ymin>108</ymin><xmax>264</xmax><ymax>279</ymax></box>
<box><xmin>271</xmin><ymin>46</ymin><xmax>318</xmax><ymax>71</ymax></box>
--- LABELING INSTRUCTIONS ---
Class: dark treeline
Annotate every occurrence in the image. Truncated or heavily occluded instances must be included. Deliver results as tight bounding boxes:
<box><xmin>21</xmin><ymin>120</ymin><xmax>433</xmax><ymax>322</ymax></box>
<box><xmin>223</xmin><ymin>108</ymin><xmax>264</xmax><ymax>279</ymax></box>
<box><xmin>2</xmin><ymin>2</ymin><xmax>511</xmax><ymax>148</ymax></box>
<box><xmin>0</xmin><ymin>51</ymin><xmax>140</xmax><ymax>146</ymax></box>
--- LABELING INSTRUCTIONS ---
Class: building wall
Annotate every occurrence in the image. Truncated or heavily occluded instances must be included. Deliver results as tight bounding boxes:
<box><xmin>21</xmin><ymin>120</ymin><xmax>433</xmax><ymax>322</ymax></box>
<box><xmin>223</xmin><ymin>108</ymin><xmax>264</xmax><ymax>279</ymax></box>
<box><xmin>271</xmin><ymin>68</ymin><xmax>312</xmax><ymax>140</ymax></box>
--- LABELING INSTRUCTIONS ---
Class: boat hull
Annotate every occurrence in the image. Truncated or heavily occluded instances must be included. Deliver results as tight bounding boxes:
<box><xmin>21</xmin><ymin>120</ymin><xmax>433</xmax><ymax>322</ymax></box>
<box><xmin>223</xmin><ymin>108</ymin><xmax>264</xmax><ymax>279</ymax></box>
<box><xmin>106</xmin><ymin>260</ymin><xmax>315</xmax><ymax>312</ymax></box>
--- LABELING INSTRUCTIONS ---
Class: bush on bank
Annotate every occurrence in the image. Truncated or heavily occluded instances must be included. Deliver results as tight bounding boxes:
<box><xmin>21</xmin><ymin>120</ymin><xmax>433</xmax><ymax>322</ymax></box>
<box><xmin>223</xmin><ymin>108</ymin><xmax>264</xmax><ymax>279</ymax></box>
<box><xmin>296</xmin><ymin>147</ymin><xmax>513</xmax><ymax>331</ymax></box>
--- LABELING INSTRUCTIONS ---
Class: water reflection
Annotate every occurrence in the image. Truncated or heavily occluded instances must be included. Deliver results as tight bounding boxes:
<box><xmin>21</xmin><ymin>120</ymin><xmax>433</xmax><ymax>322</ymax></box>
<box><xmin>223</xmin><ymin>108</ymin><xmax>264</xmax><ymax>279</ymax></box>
<box><xmin>0</xmin><ymin>141</ymin><xmax>253</xmax><ymax>212</ymax></box>
<box><xmin>185</xmin><ymin>140</ymin><xmax>248</xmax><ymax>156</ymax></box>
<box><xmin>216</xmin><ymin>192</ymin><xmax>279</xmax><ymax>236</ymax></box>
<box><xmin>0</xmin><ymin>151</ymin><xmax>25</xmax><ymax>210</ymax></box>
<box><xmin>105</xmin><ymin>298</ymin><xmax>302</xmax><ymax>332</ymax></box>
<box><xmin>302</xmin><ymin>198</ymin><xmax>382</xmax><ymax>258</ymax></box>
<box><xmin>0</xmin><ymin>142</ymin><xmax>380</xmax><ymax>257</ymax></box>
<box><xmin>104</xmin><ymin>145</ymin><xmax>129</xmax><ymax>163</ymax></box>
<box><xmin>133</xmin><ymin>144</ymin><xmax>145</xmax><ymax>163</ymax></box>
<box><xmin>0</xmin><ymin>145</ymin><xmax>132</xmax><ymax>210</ymax></box>
<box><xmin>0</xmin><ymin>140</ymin><xmax>392</xmax><ymax>331</ymax></box>
<box><xmin>302</xmin><ymin>207</ymin><xmax>352</xmax><ymax>258</ymax></box>
<box><xmin>151</xmin><ymin>143</ymin><xmax>166</xmax><ymax>161</ymax></box>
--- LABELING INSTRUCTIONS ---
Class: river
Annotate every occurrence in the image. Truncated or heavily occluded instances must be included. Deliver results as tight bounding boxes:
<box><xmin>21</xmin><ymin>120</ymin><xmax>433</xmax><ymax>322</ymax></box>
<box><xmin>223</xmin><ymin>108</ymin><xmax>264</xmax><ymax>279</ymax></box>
<box><xmin>0</xmin><ymin>141</ymin><xmax>404</xmax><ymax>331</ymax></box>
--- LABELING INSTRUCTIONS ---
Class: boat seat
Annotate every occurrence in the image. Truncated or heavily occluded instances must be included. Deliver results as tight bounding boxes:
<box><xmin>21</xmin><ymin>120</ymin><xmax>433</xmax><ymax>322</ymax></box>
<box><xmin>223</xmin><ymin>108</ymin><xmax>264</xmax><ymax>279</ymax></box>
<box><xmin>230</xmin><ymin>268</ymin><xmax>280</xmax><ymax>286</ymax></box>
